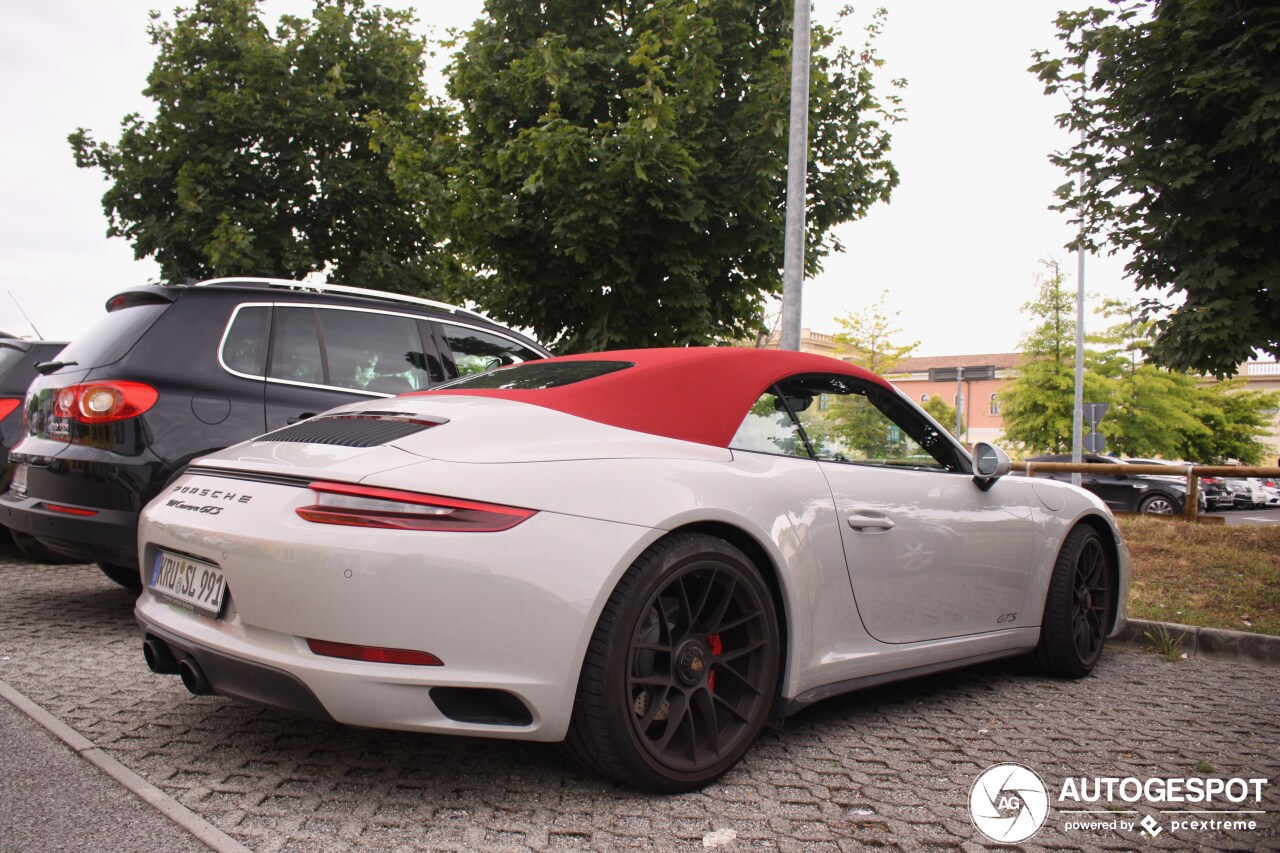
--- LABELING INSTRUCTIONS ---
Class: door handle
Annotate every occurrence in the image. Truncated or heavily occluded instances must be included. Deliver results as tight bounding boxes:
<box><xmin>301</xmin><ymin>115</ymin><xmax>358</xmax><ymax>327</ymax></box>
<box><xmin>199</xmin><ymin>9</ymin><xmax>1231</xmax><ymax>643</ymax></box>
<box><xmin>847</xmin><ymin>513</ymin><xmax>895</xmax><ymax>531</ymax></box>
<box><xmin>287</xmin><ymin>412</ymin><xmax>317</xmax><ymax>424</ymax></box>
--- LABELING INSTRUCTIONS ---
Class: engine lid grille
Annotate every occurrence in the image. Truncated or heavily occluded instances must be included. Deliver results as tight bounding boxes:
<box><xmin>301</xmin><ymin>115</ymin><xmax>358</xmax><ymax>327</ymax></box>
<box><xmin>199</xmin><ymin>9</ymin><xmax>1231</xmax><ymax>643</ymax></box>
<box><xmin>257</xmin><ymin>413</ymin><xmax>447</xmax><ymax>448</ymax></box>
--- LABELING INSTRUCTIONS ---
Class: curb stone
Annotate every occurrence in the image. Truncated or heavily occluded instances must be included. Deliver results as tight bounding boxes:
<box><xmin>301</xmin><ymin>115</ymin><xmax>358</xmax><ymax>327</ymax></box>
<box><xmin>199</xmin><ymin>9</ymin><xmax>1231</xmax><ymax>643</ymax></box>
<box><xmin>1115</xmin><ymin>618</ymin><xmax>1280</xmax><ymax>666</ymax></box>
<box><xmin>0</xmin><ymin>678</ymin><xmax>253</xmax><ymax>853</ymax></box>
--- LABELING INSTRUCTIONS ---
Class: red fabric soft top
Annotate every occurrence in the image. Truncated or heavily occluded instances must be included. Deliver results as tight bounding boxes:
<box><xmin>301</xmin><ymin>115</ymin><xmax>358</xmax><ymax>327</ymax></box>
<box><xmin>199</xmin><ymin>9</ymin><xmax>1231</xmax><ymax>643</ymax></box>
<box><xmin>409</xmin><ymin>347</ymin><xmax>893</xmax><ymax>448</ymax></box>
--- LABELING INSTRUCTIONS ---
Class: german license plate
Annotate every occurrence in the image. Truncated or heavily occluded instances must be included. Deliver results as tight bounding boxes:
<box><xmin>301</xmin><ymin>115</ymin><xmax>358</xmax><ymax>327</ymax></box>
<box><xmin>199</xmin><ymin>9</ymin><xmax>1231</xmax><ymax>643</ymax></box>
<box><xmin>10</xmin><ymin>463</ymin><xmax>27</xmax><ymax>497</ymax></box>
<box><xmin>148</xmin><ymin>550</ymin><xmax>226</xmax><ymax>618</ymax></box>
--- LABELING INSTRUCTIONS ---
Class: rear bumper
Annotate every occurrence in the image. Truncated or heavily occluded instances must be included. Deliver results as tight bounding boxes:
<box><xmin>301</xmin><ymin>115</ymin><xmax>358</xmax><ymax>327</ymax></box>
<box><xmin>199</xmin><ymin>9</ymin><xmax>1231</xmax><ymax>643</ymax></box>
<box><xmin>140</xmin><ymin>622</ymin><xmax>334</xmax><ymax>721</ymax></box>
<box><xmin>0</xmin><ymin>491</ymin><xmax>138</xmax><ymax>565</ymax></box>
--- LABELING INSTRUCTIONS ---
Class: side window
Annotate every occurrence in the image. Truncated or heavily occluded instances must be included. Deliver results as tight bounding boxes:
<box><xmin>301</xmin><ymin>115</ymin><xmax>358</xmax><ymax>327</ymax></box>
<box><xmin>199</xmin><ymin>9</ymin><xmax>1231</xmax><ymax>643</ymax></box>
<box><xmin>441</xmin><ymin>325</ymin><xmax>539</xmax><ymax>377</ymax></box>
<box><xmin>779</xmin><ymin>374</ymin><xmax>961</xmax><ymax>471</ymax></box>
<box><xmin>729</xmin><ymin>390</ymin><xmax>812</xmax><ymax>459</ymax></box>
<box><xmin>269</xmin><ymin>307</ymin><xmax>324</xmax><ymax>385</ymax></box>
<box><xmin>316</xmin><ymin>308</ymin><xmax>433</xmax><ymax>394</ymax></box>
<box><xmin>221</xmin><ymin>306</ymin><xmax>270</xmax><ymax>376</ymax></box>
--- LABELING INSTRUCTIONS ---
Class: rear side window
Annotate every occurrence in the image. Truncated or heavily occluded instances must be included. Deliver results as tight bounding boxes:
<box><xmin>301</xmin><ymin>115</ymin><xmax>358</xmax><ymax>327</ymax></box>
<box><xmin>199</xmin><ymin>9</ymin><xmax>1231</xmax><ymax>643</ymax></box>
<box><xmin>221</xmin><ymin>306</ymin><xmax>271</xmax><ymax>376</ymax></box>
<box><xmin>441</xmin><ymin>325</ymin><xmax>541</xmax><ymax>377</ymax></box>
<box><xmin>269</xmin><ymin>307</ymin><xmax>324</xmax><ymax>385</ymax></box>
<box><xmin>53</xmin><ymin>304</ymin><xmax>168</xmax><ymax>368</ymax></box>
<box><xmin>316</xmin><ymin>308</ymin><xmax>433</xmax><ymax>393</ymax></box>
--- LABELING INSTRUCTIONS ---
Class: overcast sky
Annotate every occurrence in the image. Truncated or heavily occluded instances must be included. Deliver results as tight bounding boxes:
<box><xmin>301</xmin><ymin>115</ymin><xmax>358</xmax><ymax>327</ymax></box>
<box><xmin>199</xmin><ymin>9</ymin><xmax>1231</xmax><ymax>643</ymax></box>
<box><xmin>0</xmin><ymin>0</ymin><xmax>1134</xmax><ymax>356</ymax></box>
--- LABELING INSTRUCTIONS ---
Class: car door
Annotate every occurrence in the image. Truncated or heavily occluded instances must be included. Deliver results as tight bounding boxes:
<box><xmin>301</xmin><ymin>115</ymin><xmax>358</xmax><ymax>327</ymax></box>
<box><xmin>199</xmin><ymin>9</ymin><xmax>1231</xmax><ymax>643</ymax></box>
<box><xmin>777</xmin><ymin>374</ymin><xmax>1036</xmax><ymax>645</ymax></box>
<box><xmin>1080</xmin><ymin>454</ymin><xmax>1142</xmax><ymax>510</ymax></box>
<box><xmin>264</xmin><ymin>304</ymin><xmax>441</xmax><ymax>431</ymax></box>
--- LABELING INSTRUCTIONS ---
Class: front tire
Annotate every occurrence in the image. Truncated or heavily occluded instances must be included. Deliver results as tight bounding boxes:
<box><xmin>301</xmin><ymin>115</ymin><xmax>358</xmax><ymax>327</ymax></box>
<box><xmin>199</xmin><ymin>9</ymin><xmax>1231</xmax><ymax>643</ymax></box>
<box><xmin>563</xmin><ymin>533</ymin><xmax>780</xmax><ymax>792</ymax></box>
<box><xmin>1032</xmin><ymin>525</ymin><xmax>1113</xmax><ymax>678</ymax></box>
<box><xmin>1138</xmin><ymin>494</ymin><xmax>1176</xmax><ymax>515</ymax></box>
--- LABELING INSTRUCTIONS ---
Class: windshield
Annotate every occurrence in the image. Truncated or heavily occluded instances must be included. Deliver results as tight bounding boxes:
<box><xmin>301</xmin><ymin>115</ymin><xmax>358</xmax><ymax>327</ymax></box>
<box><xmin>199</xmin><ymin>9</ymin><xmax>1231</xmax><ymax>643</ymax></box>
<box><xmin>438</xmin><ymin>360</ymin><xmax>634</xmax><ymax>390</ymax></box>
<box><xmin>53</xmin><ymin>303</ymin><xmax>169</xmax><ymax>369</ymax></box>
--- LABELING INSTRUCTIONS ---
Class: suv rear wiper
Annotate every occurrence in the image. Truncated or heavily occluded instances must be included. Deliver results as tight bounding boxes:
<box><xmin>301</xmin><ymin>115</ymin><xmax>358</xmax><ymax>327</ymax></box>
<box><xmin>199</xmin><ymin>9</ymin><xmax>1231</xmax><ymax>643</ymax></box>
<box><xmin>34</xmin><ymin>359</ymin><xmax>78</xmax><ymax>375</ymax></box>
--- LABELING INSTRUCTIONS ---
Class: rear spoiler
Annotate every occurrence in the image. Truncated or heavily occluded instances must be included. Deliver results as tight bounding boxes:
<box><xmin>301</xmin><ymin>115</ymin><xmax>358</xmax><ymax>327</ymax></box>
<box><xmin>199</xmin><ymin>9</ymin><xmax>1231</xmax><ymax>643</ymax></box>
<box><xmin>105</xmin><ymin>286</ymin><xmax>179</xmax><ymax>312</ymax></box>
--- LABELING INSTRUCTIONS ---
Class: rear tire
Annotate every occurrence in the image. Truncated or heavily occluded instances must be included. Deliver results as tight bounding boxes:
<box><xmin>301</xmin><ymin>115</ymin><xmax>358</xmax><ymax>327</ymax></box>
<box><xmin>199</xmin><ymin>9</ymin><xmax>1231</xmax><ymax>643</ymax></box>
<box><xmin>10</xmin><ymin>531</ymin><xmax>78</xmax><ymax>565</ymax></box>
<box><xmin>1032</xmin><ymin>525</ymin><xmax>1112</xmax><ymax>678</ymax></box>
<box><xmin>562</xmin><ymin>533</ymin><xmax>779</xmax><ymax>792</ymax></box>
<box><xmin>97</xmin><ymin>561</ymin><xmax>143</xmax><ymax>592</ymax></box>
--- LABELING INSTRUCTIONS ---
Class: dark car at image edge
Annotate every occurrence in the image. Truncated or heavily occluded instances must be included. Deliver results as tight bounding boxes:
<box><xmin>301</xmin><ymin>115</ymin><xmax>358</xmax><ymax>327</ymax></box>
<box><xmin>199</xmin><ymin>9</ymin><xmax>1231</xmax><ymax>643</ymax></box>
<box><xmin>1</xmin><ymin>279</ymin><xmax>550</xmax><ymax>589</ymax></box>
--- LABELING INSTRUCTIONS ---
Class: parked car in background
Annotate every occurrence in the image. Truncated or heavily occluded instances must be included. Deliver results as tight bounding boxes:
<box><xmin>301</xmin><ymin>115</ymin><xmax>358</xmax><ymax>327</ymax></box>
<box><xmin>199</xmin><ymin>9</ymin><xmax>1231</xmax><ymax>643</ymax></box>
<box><xmin>135</xmin><ymin>348</ymin><xmax>1130</xmax><ymax>791</ymax></box>
<box><xmin>1122</xmin><ymin>457</ymin><xmax>1227</xmax><ymax>510</ymax></box>
<box><xmin>1221</xmin><ymin>477</ymin><xmax>1269</xmax><ymax>510</ymax></box>
<box><xmin>1</xmin><ymin>279</ymin><xmax>550</xmax><ymax>590</ymax></box>
<box><xmin>1025</xmin><ymin>453</ymin><xmax>1204</xmax><ymax>515</ymax></box>
<box><xmin>0</xmin><ymin>337</ymin><xmax>67</xmax><ymax>475</ymax></box>
<box><xmin>1</xmin><ymin>336</ymin><xmax>74</xmax><ymax>562</ymax></box>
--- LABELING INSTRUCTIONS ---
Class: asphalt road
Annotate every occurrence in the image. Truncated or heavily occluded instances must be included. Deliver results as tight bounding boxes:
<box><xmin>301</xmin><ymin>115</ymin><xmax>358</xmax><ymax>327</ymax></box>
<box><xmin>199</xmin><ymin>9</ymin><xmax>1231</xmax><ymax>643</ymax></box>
<box><xmin>1</xmin><ymin>551</ymin><xmax>1277</xmax><ymax>852</ymax></box>
<box><xmin>1207</xmin><ymin>507</ymin><xmax>1280</xmax><ymax>526</ymax></box>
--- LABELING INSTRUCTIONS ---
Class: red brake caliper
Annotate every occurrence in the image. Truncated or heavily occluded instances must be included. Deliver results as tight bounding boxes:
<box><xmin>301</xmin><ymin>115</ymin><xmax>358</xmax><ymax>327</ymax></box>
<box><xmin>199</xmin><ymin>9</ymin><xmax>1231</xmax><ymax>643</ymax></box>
<box><xmin>707</xmin><ymin>634</ymin><xmax>722</xmax><ymax>692</ymax></box>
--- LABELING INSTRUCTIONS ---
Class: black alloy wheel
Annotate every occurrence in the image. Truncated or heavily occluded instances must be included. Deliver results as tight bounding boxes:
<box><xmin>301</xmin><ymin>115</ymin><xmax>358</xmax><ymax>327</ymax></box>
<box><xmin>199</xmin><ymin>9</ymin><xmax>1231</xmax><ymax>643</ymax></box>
<box><xmin>563</xmin><ymin>533</ymin><xmax>780</xmax><ymax>792</ymax></box>
<box><xmin>1032</xmin><ymin>525</ymin><xmax>1113</xmax><ymax>678</ymax></box>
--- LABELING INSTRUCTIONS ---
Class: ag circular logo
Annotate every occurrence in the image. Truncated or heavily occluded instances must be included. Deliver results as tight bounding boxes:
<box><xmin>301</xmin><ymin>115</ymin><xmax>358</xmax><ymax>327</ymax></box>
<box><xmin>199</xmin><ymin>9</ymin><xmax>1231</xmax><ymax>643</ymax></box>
<box><xmin>969</xmin><ymin>763</ymin><xmax>1050</xmax><ymax>843</ymax></box>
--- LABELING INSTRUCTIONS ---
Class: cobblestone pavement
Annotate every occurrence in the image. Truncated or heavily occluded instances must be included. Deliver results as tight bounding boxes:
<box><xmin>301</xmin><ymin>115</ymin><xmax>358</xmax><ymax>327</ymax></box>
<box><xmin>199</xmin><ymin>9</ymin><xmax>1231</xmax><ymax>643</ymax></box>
<box><xmin>2</xmin><ymin>557</ymin><xmax>1277</xmax><ymax>852</ymax></box>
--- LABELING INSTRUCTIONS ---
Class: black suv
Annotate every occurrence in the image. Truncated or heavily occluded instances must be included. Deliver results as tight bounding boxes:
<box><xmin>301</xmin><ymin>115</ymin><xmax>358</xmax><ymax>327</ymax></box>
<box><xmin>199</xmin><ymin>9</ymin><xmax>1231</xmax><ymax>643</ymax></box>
<box><xmin>1</xmin><ymin>279</ymin><xmax>550</xmax><ymax>589</ymax></box>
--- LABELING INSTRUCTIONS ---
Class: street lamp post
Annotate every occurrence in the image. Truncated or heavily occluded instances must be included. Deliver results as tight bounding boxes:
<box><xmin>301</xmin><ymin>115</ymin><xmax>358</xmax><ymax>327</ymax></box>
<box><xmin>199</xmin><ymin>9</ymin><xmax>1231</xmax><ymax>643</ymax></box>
<box><xmin>779</xmin><ymin>0</ymin><xmax>811</xmax><ymax>351</ymax></box>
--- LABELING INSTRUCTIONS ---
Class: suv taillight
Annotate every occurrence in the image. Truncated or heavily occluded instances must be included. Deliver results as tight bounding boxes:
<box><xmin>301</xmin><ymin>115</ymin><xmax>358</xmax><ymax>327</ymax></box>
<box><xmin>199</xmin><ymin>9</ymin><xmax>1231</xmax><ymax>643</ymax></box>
<box><xmin>52</xmin><ymin>381</ymin><xmax>159</xmax><ymax>424</ymax></box>
<box><xmin>0</xmin><ymin>398</ymin><xmax>20</xmax><ymax>421</ymax></box>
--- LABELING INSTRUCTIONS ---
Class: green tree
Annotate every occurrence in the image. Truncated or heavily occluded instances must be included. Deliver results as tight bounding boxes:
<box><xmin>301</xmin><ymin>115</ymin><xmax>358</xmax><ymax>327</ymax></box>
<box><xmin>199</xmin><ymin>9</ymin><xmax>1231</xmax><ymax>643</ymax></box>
<box><xmin>831</xmin><ymin>289</ymin><xmax>918</xmax><ymax>375</ymax></box>
<box><xmin>922</xmin><ymin>394</ymin><xmax>960</xmax><ymax>438</ymax></box>
<box><xmin>428</xmin><ymin>0</ymin><xmax>904</xmax><ymax>352</ymax></box>
<box><xmin>70</xmin><ymin>0</ymin><xmax>454</xmax><ymax>291</ymax></box>
<box><xmin>1031</xmin><ymin>0</ymin><xmax>1280</xmax><ymax>377</ymax></box>
<box><xmin>1084</xmin><ymin>300</ymin><xmax>1207</xmax><ymax>457</ymax></box>
<box><xmin>1180</xmin><ymin>382</ymin><xmax>1279</xmax><ymax>465</ymax></box>
<box><xmin>998</xmin><ymin>260</ymin><xmax>1111</xmax><ymax>454</ymax></box>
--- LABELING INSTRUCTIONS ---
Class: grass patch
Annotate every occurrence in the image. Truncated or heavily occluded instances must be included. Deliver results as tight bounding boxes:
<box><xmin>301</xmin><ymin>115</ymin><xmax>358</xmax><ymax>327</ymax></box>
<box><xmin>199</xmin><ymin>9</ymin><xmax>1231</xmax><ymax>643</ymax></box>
<box><xmin>1117</xmin><ymin>516</ymin><xmax>1280</xmax><ymax>636</ymax></box>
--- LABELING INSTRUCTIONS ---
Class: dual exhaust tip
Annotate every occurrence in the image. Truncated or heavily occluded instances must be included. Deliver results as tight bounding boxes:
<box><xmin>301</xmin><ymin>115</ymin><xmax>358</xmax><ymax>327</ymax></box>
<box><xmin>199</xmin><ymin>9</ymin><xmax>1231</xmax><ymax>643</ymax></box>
<box><xmin>143</xmin><ymin>635</ymin><xmax>213</xmax><ymax>696</ymax></box>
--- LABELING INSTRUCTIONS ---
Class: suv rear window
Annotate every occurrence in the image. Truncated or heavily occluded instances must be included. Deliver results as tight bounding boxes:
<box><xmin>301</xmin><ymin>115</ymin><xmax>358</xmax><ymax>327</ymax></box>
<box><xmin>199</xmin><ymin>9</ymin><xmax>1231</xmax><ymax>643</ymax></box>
<box><xmin>441</xmin><ymin>360</ymin><xmax>633</xmax><ymax>390</ymax></box>
<box><xmin>54</xmin><ymin>304</ymin><xmax>169</xmax><ymax>369</ymax></box>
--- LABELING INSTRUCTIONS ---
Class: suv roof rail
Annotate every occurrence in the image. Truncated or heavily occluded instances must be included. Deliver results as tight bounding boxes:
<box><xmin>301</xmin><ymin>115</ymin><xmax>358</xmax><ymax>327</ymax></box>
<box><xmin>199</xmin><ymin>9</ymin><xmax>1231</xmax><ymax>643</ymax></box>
<box><xmin>193</xmin><ymin>277</ymin><xmax>490</xmax><ymax>321</ymax></box>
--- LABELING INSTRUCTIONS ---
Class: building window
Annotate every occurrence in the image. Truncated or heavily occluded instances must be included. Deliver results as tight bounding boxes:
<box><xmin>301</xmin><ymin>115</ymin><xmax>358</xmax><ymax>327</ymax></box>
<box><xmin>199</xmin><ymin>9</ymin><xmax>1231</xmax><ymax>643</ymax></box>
<box><xmin>989</xmin><ymin>394</ymin><xmax>1000</xmax><ymax>415</ymax></box>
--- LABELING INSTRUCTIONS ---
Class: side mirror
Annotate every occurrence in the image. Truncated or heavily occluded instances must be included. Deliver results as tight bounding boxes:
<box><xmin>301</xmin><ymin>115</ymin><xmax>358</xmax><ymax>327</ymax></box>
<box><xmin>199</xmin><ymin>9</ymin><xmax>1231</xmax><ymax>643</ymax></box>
<box><xmin>972</xmin><ymin>442</ymin><xmax>1011</xmax><ymax>492</ymax></box>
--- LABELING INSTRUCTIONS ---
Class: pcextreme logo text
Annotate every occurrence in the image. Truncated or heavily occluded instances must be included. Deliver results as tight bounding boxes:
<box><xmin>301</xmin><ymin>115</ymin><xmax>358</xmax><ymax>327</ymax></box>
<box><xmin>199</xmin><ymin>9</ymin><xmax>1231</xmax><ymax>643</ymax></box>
<box><xmin>969</xmin><ymin>764</ymin><xmax>1271</xmax><ymax>844</ymax></box>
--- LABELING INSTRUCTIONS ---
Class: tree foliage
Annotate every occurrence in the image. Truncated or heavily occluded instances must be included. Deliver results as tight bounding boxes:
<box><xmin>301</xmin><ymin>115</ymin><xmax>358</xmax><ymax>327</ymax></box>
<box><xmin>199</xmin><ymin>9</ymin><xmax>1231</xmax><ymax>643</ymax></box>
<box><xmin>831</xmin><ymin>289</ymin><xmax>918</xmax><ymax>375</ymax></box>
<box><xmin>922</xmin><ymin>394</ymin><xmax>960</xmax><ymax>439</ymax></box>
<box><xmin>999</xmin><ymin>261</ymin><xmax>1108</xmax><ymax>454</ymax></box>
<box><xmin>70</xmin><ymin>0</ymin><xmax>453</xmax><ymax>291</ymax></box>
<box><xmin>999</xmin><ymin>262</ymin><xmax>1277</xmax><ymax>462</ymax></box>
<box><xmin>424</xmin><ymin>0</ymin><xmax>904</xmax><ymax>352</ymax></box>
<box><xmin>1031</xmin><ymin>0</ymin><xmax>1280</xmax><ymax>377</ymax></box>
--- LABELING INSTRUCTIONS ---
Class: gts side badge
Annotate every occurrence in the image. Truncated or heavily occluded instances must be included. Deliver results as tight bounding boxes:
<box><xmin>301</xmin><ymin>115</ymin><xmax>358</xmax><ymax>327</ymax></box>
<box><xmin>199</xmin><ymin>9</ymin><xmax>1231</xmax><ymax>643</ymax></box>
<box><xmin>997</xmin><ymin>612</ymin><xmax>1018</xmax><ymax>624</ymax></box>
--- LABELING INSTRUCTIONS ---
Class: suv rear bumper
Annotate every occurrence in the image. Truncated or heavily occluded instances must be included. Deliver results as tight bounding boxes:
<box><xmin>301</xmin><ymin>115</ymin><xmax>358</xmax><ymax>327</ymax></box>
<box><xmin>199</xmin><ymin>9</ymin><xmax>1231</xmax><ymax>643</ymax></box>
<box><xmin>0</xmin><ymin>492</ymin><xmax>138</xmax><ymax>566</ymax></box>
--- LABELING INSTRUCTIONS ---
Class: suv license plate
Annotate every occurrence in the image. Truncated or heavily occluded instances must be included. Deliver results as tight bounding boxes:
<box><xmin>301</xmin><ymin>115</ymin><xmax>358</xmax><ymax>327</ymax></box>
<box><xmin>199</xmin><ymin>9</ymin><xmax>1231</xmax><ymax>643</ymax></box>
<box><xmin>148</xmin><ymin>550</ymin><xmax>226</xmax><ymax>619</ymax></box>
<box><xmin>10</xmin><ymin>463</ymin><xmax>27</xmax><ymax>497</ymax></box>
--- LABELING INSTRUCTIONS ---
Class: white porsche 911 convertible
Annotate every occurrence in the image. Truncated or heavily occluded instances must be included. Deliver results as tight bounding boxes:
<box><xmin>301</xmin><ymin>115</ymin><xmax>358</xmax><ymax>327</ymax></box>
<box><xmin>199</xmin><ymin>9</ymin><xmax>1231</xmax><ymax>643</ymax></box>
<box><xmin>136</xmin><ymin>348</ymin><xmax>1129</xmax><ymax>791</ymax></box>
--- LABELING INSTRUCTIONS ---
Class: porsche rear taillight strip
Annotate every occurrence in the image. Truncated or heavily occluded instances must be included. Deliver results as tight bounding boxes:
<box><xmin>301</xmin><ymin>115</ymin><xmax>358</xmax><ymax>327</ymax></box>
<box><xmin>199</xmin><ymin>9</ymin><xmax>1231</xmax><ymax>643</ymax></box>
<box><xmin>296</xmin><ymin>481</ymin><xmax>535</xmax><ymax>532</ymax></box>
<box><xmin>306</xmin><ymin>638</ymin><xmax>443</xmax><ymax>666</ymax></box>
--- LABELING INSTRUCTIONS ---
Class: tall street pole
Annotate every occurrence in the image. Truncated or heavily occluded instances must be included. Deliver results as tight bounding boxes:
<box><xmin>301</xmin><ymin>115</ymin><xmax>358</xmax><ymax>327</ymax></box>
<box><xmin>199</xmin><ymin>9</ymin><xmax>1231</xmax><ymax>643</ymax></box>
<box><xmin>779</xmin><ymin>0</ymin><xmax>811</xmax><ymax>351</ymax></box>
<box><xmin>1071</xmin><ymin>107</ymin><xmax>1087</xmax><ymax>487</ymax></box>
